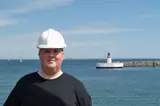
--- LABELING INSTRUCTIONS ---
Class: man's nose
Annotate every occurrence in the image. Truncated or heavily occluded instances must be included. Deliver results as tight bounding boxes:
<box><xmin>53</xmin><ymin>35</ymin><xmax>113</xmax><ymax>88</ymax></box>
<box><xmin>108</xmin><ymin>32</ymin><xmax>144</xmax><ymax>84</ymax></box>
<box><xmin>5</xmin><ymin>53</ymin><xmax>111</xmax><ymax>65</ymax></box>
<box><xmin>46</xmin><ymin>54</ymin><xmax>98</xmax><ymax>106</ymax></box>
<box><xmin>49</xmin><ymin>52</ymin><xmax>55</xmax><ymax>57</ymax></box>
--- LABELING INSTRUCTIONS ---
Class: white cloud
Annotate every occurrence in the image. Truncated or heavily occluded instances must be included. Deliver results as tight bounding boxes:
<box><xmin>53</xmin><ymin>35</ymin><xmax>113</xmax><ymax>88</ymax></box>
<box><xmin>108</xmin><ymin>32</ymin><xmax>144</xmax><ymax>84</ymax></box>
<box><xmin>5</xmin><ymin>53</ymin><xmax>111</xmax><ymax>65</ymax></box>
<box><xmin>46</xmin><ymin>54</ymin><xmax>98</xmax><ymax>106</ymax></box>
<box><xmin>62</xmin><ymin>28</ymin><xmax>140</xmax><ymax>35</ymax></box>
<box><xmin>0</xmin><ymin>28</ymin><xmax>117</xmax><ymax>59</ymax></box>
<box><xmin>0</xmin><ymin>18</ymin><xmax>18</xmax><ymax>26</ymax></box>
<box><xmin>0</xmin><ymin>32</ymin><xmax>41</xmax><ymax>59</ymax></box>
<box><xmin>1</xmin><ymin>0</ymin><xmax>73</xmax><ymax>15</ymax></box>
<box><xmin>0</xmin><ymin>0</ymin><xmax>73</xmax><ymax>27</ymax></box>
<box><xmin>9</xmin><ymin>0</ymin><xmax>73</xmax><ymax>14</ymax></box>
<box><xmin>0</xmin><ymin>23</ymin><xmax>141</xmax><ymax>59</ymax></box>
<box><xmin>70</xmin><ymin>42</ymin><xmax>116</xmax><ymax>47</ymax></box>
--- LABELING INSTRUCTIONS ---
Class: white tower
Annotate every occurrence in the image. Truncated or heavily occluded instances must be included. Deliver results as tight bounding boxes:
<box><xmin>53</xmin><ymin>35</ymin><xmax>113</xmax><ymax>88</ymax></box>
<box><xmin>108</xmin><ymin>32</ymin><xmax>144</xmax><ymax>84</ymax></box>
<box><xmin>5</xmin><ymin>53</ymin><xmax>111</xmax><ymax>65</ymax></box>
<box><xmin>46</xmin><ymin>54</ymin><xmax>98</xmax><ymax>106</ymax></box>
<box><xmin>107</xmin><ymin>52</ymin><xmax>112</xmax><ymax>63</ymax></box>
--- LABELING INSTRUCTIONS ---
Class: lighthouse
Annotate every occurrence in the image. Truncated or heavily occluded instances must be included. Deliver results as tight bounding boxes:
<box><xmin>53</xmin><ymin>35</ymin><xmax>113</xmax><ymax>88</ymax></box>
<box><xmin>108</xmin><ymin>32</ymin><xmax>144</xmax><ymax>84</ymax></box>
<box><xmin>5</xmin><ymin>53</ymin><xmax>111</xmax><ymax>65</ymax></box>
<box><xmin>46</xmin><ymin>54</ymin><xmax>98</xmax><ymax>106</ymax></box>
<box><xmin>107</xmin><ymin>52</ymin><xmax>112</xmax><ymax>63</ymax></box>
<box><xmin>96</xmin><ymin>52</ymin><xmax>123</xmax><ymax>68</ymax></box>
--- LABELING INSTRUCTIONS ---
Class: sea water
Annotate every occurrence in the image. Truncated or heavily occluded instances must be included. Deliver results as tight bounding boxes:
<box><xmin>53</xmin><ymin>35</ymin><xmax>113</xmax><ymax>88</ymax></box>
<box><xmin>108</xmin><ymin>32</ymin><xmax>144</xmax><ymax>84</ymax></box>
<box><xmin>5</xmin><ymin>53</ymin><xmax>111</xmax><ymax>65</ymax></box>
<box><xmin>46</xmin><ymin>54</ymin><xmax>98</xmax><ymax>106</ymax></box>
<box><xmin>1</xmin><ymin>59</ymin><xmax>160</xmax><ymax>106</ymax></box>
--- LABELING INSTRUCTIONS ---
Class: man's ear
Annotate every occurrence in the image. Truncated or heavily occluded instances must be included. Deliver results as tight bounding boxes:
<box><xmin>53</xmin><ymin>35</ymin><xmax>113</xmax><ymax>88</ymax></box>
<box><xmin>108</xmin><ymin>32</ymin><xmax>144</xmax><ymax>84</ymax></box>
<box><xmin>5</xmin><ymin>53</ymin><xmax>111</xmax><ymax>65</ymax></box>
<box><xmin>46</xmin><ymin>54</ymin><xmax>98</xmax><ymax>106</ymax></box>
<box><xmin>62</xmin><ymin>52</ymin><xmax>64</xmax><ymax>60</ymax></box>
<box><xmin>38</xmin><ymin>49</ymin><xmax>40</xmax><ymax>56</ymax></box>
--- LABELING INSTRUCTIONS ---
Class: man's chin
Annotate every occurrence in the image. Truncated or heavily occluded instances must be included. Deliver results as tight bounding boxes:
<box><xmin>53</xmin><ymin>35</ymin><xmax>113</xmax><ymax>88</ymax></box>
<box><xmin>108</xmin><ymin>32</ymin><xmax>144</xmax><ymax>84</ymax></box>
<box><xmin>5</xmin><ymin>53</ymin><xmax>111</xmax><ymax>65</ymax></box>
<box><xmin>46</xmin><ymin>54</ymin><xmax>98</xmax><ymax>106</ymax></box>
<box><xmin>47</xmin><ymin>64</ymin><xmax>56</xmax><ymax>68</ymax></box>
<box><xmin>43</xmin><ymin>61</ymin><xmax>56</xmax><ymax>68</ymax></box>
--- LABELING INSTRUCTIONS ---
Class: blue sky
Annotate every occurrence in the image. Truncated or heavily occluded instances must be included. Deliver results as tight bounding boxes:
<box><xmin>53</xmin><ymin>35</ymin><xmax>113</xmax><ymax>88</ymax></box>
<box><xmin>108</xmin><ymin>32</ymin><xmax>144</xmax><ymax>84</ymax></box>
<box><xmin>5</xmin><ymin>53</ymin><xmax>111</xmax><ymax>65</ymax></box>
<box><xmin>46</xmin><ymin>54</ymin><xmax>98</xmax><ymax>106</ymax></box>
<box><xmin>0</xmin><ymin>0</ymin><xmax>160</xmax><ymax>59</ymax></box>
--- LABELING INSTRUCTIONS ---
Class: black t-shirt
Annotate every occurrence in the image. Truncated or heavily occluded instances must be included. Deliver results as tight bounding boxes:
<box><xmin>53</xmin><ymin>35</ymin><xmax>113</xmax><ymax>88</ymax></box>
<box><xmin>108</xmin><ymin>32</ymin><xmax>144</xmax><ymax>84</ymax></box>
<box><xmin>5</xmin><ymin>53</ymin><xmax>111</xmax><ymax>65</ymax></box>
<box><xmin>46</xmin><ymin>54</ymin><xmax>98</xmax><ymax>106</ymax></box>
<box><xmin>3</xmin><ymin>72</ymin><xmax>92</xmax><ymax>106</ymax></box>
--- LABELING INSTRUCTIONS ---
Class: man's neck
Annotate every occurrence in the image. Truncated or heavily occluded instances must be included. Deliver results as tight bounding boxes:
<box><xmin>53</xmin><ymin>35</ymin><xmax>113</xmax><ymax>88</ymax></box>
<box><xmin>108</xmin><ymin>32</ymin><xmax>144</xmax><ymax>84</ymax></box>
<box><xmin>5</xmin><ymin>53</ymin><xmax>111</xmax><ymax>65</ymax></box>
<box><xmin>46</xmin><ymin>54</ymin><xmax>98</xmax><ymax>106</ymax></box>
<box><xmin>38</xmin><ymin>69</ymin><xmax>63</xmax><ymax>79</ymax></box>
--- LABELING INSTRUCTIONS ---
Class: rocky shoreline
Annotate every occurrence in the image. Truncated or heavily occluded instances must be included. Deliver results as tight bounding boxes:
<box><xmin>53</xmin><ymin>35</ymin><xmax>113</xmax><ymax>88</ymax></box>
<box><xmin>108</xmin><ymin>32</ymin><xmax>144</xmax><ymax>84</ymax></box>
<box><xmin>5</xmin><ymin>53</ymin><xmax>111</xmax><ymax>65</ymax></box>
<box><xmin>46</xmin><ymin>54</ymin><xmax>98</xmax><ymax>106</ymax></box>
<box><xmin>123</xmin><ymin>61</ymin><xmax>160</xmax><ymax>67</ymax></box>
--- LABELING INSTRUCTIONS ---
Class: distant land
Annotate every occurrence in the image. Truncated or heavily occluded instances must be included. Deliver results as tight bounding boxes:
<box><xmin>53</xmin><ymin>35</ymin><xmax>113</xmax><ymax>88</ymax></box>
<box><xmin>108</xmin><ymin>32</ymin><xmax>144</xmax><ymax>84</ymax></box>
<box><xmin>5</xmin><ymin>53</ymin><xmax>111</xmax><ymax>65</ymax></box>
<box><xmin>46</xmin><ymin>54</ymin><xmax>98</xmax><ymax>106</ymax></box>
<box><xmin>0</xmin><ymin>58</ymin><xmax>160</xmax><ymax>60</ymax></box>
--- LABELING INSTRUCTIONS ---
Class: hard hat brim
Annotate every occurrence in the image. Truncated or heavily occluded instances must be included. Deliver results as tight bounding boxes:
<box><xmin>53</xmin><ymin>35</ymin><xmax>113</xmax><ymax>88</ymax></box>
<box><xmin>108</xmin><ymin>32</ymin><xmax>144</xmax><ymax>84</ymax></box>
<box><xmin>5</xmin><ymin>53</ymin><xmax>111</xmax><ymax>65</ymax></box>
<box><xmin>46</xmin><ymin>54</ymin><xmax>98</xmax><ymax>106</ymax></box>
<box><xmin>37</xmin><ymin>44</ymin><xmax>66</xmax><ymax>49</ymax></box>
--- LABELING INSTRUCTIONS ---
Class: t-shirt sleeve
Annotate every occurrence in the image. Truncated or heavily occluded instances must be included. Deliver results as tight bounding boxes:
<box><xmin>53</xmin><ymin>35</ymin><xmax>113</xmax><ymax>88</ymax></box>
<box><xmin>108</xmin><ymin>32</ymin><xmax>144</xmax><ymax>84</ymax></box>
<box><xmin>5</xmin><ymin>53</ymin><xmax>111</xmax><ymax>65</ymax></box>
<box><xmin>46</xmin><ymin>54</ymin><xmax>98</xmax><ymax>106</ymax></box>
<box><xmin>75</xmin><ymin>81</ymin><xmax>92</xmax><ymax>106</ymax></box>
<box><xmin>3</xmin><ymin>78</ymin><xmax>25</xmax><ymax>106</ymax></box>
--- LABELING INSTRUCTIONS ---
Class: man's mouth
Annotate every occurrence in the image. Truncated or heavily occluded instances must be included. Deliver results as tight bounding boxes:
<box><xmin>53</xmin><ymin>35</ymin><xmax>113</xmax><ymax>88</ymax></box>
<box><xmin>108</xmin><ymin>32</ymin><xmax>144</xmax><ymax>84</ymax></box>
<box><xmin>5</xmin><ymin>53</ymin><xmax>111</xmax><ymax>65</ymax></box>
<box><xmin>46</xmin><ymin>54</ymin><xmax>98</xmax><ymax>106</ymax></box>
<box><xmin>48</xmin><ymin>60</ymin><xmax>55</xmax><ymax>62</ymax></box>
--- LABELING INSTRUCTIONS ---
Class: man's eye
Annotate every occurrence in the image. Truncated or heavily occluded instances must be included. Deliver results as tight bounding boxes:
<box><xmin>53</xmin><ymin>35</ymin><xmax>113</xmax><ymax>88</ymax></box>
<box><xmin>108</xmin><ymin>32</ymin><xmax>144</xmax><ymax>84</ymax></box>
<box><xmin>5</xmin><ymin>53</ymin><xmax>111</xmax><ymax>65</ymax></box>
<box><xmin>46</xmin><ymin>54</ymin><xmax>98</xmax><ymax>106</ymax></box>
<box><xmin>54</xmin><ymin>50</ymin><xmax>59</xmax><ymax>52</ymax></box>
<box><xmin>44</xmin><ymin>50</ymin><xmax>50</xmax><ymax>53</ymax></box>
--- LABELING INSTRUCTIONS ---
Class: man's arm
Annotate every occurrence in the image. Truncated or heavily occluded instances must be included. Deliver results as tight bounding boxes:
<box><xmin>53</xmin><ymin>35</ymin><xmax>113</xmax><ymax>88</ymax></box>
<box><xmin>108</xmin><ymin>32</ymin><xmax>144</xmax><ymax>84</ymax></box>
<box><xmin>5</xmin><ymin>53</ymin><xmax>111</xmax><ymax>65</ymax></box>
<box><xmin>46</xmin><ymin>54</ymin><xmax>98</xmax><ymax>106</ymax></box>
<box><xmin>3</xmin><ymin>78</ymin><xmax>25</xmax><ymax>106</ymax></box>
<box><xmin>75</xmin><ymin>81</ymin><xmax>92</xmax><ymax>106</ymax></box>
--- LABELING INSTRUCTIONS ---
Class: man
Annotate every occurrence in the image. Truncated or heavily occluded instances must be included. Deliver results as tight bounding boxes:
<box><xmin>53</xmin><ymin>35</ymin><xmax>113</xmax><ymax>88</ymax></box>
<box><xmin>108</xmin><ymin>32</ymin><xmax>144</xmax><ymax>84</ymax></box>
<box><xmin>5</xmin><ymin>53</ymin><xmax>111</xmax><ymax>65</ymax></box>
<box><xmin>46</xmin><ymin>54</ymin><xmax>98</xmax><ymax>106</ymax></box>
<box><xmin>3</xmin><ymin>29</ymin><xmax>92</xmax><ymax>106</ymax></box>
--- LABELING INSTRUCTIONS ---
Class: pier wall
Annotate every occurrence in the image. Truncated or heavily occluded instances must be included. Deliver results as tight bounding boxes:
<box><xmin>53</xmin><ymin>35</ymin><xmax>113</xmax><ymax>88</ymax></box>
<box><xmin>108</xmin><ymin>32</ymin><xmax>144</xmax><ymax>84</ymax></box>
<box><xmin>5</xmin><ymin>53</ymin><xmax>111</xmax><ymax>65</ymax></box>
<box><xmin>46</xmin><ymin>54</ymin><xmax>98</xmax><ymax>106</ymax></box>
<box><xmin>123</xmin><ymin>61</ymin><xmax>160</xmax><ymax>67</ymax></box>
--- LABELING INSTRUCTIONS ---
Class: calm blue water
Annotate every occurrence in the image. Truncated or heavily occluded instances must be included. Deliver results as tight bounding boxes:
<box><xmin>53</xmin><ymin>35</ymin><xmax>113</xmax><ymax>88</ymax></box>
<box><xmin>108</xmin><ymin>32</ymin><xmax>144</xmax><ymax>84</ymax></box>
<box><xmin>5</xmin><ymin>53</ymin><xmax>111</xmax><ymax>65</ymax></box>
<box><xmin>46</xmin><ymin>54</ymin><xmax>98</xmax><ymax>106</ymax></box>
<box><xmin>1</xmin><ymin>59</ymin><xmax>160</xmax><ymax>106</ymax></box>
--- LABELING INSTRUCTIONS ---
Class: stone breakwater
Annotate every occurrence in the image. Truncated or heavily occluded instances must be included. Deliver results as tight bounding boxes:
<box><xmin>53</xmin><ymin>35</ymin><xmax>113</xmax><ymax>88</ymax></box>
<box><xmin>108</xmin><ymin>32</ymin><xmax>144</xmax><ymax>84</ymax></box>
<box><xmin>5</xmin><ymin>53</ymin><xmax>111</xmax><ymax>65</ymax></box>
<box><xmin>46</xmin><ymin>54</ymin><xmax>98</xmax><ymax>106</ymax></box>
<box><xmin>123</xmin><ymin>61</ymin><xmax>160</xmax><ymax>67</ymax></box>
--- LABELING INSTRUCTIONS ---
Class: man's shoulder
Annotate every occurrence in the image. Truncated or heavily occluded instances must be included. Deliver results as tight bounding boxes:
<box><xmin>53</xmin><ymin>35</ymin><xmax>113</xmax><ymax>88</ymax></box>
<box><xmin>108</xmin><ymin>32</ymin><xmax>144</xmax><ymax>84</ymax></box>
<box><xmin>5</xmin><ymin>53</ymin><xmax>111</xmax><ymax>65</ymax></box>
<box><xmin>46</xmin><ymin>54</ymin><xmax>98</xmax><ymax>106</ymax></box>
<box><xmin>17</xmin><ymin>72</ymin><xmax>38</xmax><ymax>83</ymax></box>
<box><xmin>21</xmin><ymin>72</ymin><xmax>38</xmax><ymax>79</ymax></box>
<box><xmin>63</xmin><ymin>73</ymin><xmax>79</xmax><ymax>80</ymax></box>
<box><xmin>63</xmin><ymin>73</ymin><xmax>84</xmax><ymax>85</ymax></box>
<box><xmin>12</xmin><ymin>72</ymin><xmax>39</xmax><ymax>89</ymax></box>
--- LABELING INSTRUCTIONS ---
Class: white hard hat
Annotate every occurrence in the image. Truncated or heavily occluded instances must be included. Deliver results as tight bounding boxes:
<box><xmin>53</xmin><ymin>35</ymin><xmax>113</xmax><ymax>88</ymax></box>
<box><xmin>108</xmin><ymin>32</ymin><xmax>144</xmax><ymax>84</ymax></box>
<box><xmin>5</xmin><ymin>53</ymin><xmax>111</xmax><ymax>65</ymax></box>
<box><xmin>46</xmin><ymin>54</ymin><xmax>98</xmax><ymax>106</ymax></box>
<box><xmin>37</xmin><ymin>29</ymin><xmax>66</xmax><ymax>49</ymax></box>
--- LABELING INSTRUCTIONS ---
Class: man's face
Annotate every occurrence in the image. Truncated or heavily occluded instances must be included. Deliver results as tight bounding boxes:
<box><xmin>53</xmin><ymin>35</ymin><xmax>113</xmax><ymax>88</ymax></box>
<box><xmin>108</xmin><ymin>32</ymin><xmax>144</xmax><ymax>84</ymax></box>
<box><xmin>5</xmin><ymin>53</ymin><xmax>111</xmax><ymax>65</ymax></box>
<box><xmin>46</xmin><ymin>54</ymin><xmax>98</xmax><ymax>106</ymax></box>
<box><xmin>38</xmin><ymin>48</ymin><xmax>64</xmax><ymax>69</ymax></box>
